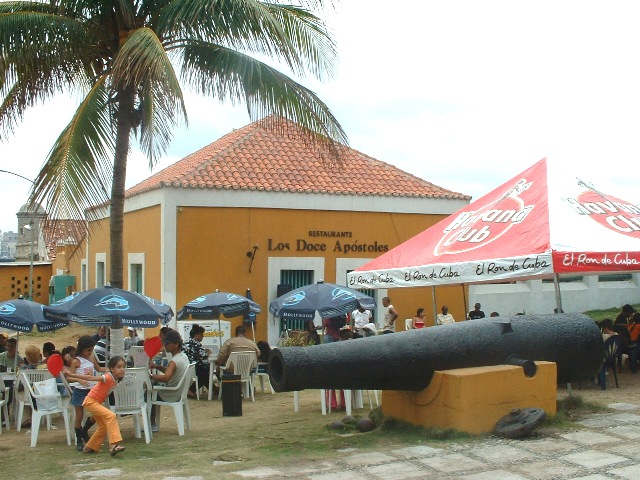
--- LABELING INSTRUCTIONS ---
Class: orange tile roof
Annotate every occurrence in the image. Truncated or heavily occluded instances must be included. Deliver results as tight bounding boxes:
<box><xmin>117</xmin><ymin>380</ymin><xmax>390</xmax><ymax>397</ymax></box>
<box><xmin>126</xmin><ymin>116</ymin><xmax>470</xmax><ymax>200</ymax></box>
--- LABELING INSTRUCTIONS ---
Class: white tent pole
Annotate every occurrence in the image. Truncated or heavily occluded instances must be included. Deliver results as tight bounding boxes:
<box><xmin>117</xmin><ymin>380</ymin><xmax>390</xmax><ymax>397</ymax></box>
<box><xmin>216</xmin><ymin>316</ymin><xmax>223</xmax><ymax>351</ymax></box>
<box><xmin>553</xmin><ymin>274</ymin><xmax>564</xmax><ymax>314</ymax></box>
<box><xmin>431</xmin><ymin>287</ymin><xmax>438</xmax><ymax>326</ymax></box>
<box><xmin>462</xmin><ymin>284</ymin><xmax>468</xmax><ymax>320</ymax></box>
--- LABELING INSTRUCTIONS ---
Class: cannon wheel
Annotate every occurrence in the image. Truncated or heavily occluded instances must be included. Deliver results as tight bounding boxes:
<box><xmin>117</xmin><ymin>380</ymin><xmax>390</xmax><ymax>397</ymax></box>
<box><xmin>494</xmin><ymin>408</ymin><xmax>546</xmax><ymax>439</ymax></box>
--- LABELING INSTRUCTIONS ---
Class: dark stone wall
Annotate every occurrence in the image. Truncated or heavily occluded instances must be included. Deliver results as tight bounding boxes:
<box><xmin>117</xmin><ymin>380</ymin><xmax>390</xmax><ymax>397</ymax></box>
<box><xmin>268</xmin><ymin>313</ymin><xmax>604</xmax><ymax>392</ymax></box>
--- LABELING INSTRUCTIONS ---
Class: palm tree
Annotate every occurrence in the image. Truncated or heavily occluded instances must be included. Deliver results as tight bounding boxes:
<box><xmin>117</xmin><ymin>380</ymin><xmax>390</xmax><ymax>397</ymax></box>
<box><xmin>0</xmin><ymin>0</ymin><xmax>346</xmax><ymax>356</ymax></box>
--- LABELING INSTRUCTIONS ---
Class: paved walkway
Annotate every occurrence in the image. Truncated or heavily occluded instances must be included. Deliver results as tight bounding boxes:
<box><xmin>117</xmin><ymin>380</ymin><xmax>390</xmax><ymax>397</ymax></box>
<box><xmin>228</xmin><ymin>403</ymin><xmax>640</xmax><ymax>480</ymax></box>
<box><xmin>75</xmin><ymin>403</ymin><xmax>640</xmax><ymax>480</ymax></box>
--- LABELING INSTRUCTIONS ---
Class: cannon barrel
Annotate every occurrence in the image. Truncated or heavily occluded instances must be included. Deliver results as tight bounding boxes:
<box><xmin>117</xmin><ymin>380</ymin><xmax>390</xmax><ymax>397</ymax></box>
<box><xmin>268</xmin><ymin>313</ymin><xmax>603</xmax><ymax>392</ymax></box>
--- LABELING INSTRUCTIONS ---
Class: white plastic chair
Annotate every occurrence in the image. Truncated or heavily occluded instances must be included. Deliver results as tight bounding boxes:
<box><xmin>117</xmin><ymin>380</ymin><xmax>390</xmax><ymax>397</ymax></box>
<box><xmin>16</xmin><ymin>370</ymin><xmax>53</xmax><ymax>432</ymax></box>
<box><xmin>128</xmin><ymin>346</ymin><xmax>150</xmax><ymax>368</ymax></box>
<box><xmin>218</xmin><ymin>352</ymin><xmax>258</xmax><ymax>402</ymax></box>
<box><xmin>253</xmin><ymin>362</ymin><xmax>275</xmax><ymax>395</ymax></box>
<box><xmin>320</xmin><ymin>389</ymin><xmax>365</xmax><ymax>416</ymax></box>
<box><xmin>0</xmin><ymin>376</ymin><xmax>9</xmax><ymax>433</ymax></box>
<box><xmin>111</xmin><ymin>367</ymin><xmax>152</xmax><ymax>443</ymax></box>
<box><xmin>151</xmin><ymin>363</ymin><xmax>194</xmax><ymax>435</ymax></box>
<box><xmin>18</xmin><ymin>371</ymin><xmax>72</xmax><ymax>447</ymax></box>
<box><xmin>405</xmin><ymin>318</ymin><xmax>413</xmax><ymax>330</ymax></box>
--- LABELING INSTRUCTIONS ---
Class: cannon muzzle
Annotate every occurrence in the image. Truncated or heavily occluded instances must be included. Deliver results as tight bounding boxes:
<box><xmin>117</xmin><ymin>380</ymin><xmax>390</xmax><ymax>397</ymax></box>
<box><xmin>268</xmin><ymin>313</ymin><xmax>603</xmax><ymax>392</ymax></box>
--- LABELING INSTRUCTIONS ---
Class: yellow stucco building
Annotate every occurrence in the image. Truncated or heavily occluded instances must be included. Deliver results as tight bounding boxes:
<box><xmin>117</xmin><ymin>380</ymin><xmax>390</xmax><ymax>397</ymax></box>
<box><xmin>76</xmin><ymin>117</ymin><xmax>471</xmax><ymax>344</ymax></box>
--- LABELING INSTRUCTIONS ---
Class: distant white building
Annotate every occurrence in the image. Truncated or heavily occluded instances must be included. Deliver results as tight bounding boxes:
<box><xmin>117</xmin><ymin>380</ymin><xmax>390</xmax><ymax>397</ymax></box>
<box><xmin>0</xmin><ymin>230</ymin><xmax>18</xmax><ymax>259</ymax></box>
<box><xmin>470</xmin><ymin>273</ymin><xmax>640</xmax><ymax>316</ymax></box>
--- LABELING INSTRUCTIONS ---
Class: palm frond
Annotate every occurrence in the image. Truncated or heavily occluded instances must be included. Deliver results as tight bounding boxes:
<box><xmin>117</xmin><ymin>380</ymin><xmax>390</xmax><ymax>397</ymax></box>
<box><xmin>0</xmin><ymin>11</ymin><xmax>95</xmax><ymax>137</ymax></box>
<box><xmin>181</xmin><ymin>42</ymin><xmax>347</xmax><ymax>158</ymax></box>
<box><xmin>112</xmin><ymin>27</ymin><xmax>187</xmax><ymax>165</ymax></box>
<box><xmin>31</xmin><ymin>76</ymin><xmax>114</xmax><ymax>223</ymax></box>
<box><xmin>158</xmin><ymin>0</ymin><xmax>336</xmax><ymax>80</ymax></box>
<box><xmin>0</xmin><ymin>2</ymin><xmax>60</xmax><ymax>15</ymax></box>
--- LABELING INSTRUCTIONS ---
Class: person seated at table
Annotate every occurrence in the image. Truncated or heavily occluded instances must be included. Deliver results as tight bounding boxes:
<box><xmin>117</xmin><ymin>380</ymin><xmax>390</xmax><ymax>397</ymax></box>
<box><xmin>216</xmin><ymin>325</ymin><xmax>260</xmax><ymax>372</ymax></box>
<box><xmin>257</xmin><ymin>341</ymin><xmax>271</xmax><ymax>364</ymax></box>
<box><xmin>615</xmin><ymin>304</ymin><xmax>635</xmax><ymax>325</ymax></box>
<box><xmin>256</xmin><ymin>341</ymin><xmax>271</xmax><ymax>375</ymax></box>
<box><xmin>149</xmin><ymin>329</ymin><xmax>189</xmax><ymax>432</ymax></box>
<box><xmin>182</xmin><ymin>324</ymin><xmax>211</xmax><ymax>399</ymax></box>
<box><xmin>0</xmin><ymin>338</ymin><xmax>22</xmax><ymax>424</ymax></box>
<box><xmin>22</xmin><ymin>345</ymin><xmax>43</xmax><ymax>369</ymax></box>
<box><xmin>322</xmin><ymin>315</ymin><xmax>344</xmax><ymax>343</ymax></box>
<box><xmin>627</xmin><ymin>313</ymin><xmax>640</xmax><ymax>374</ymax></box>
<box><xmin>0</xmin><ymin>332</ymin><xmax>7</xmax><ymax>353</ymax></box>
<box><xmin>92</xmin><ymin>326</ymin><xmax>109</xmax><ymax>367</ymax></box>
<box><xmin>304</xmin><ymin>320</ymin><xmax>321</xmax><ymax>345</ymax></box>
<box><xmin>597</xmin><ymin>319</ymin><xmax>619</xmax><ymax>388</ymax></box>
<box><xmin>352</xmin><ymin>306</ymin><xmax>373</xmax><ymax>338</ymax></box>
<box><xmin>0</xmin><ymin>337</ymin><xmax>22</xmax><ymax>373</ymax></box>
<box><xmin>412</xmin><ymin>308</ymin><xmax>426</xmax><ymax>329</ymax></box>
<box><xmin>436</xmin><ymin>305</ymin><xmax>455</xmax><ymax>325</ymax></box>
<box><xmin>123</xmin><ymin>327</ymin><xmax>140</xmax><ymax>352</ymax></box>
<box><xmin>42</xmin><ymin>342</ymin><xmax>56</xmax><ymax>364</ymax></box>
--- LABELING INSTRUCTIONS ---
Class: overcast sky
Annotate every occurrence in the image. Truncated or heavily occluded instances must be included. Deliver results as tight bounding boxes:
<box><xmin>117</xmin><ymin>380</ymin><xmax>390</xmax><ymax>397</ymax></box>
<box><xmin>1</xmin><ymin>1</ymin><xmax>639</xmax><ymax>234</ymax></box>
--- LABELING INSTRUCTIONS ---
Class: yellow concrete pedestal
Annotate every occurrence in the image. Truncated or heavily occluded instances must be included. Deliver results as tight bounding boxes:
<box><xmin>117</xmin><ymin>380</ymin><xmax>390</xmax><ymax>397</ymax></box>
<box><xmin>382</xmin><ymin>361</ymin><xmax>557</xmax><ymax>435</ymax></box>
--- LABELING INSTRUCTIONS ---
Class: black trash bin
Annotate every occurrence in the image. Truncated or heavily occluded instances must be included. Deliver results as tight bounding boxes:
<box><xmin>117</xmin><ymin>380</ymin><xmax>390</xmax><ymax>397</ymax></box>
<box><xmin>221</xmin><ymin>374</ymin><xmax>242</xmax><ymax>416</ymax></box>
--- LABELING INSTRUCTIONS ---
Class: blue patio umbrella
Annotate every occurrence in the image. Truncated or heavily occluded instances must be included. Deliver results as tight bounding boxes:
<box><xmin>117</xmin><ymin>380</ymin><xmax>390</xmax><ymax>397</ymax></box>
<box><xmin>0</xmin><ymin>298</ymin><xmax>69</xmax><ymax>333</ymax></box>
<box><xmin>177</xmin><ymin>291</ymin><xmax>261</xmax><ymax>320</ymax></box>
<box><xmin>43</xmin><ymin>286</ymin><xmax>173</xmax><ymax>329</ymax></box>
<box><xmin>269</xmin><ymin>281</ymin><xmax>376</xmax><ymax>324</ymax></box>
<box><xmin>177</xmin><ymin>290</ymin><xmax>261</xmax><ymax>348</ymax></box>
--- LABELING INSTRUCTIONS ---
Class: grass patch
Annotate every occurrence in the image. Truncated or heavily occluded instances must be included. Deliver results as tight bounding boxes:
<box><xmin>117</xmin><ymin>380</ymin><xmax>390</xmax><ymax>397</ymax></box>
<box><xmin>585</xmin><ymin>304</ymin><xmax>640</xmax><ymax>324</ymax></box>
<box><xmin>545</xmin><ymin>394</ymin><xmax>609</xmax><ymax>428</ymax></box>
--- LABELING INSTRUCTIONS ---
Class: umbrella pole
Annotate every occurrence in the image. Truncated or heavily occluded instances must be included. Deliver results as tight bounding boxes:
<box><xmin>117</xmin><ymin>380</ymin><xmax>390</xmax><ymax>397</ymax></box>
<box><xmin>431</xmin><ymin>287</ymin><xmax>437</xmax><ymax>326</ymax></box>
<box><xmin>217</xmin><ymin>317</ymin><xmax>223</xmax><ymax>351</ymax></box>
<box><xmin>553</xmin><ymin>274</ymin><xmax>564</xmax><ymax>313</ymax></box>
<box><xmin>462</xmin><ymin>284</ymin><xmax>468</xmax><ymax>320</ymax></box>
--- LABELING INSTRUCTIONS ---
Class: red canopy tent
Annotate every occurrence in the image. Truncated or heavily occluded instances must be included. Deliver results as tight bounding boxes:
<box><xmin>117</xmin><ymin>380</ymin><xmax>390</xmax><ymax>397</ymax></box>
<box><xmin>347</xmin><ymin>158</ymin><xmax>640</xmax><ymax>310</ymax></box>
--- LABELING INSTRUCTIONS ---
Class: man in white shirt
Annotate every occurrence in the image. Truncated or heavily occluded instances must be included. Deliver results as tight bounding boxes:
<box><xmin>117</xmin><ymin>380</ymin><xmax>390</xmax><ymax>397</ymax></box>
<box><xmin>436</xmin><ymin>305</ymin><xmax>455</xmax><ymax>325</ymax></box>
<box><xmin>351</xmin><ymin>306</ymin><xmax>373</xmax><ymax>338</ymax></box>
<box><xmin>123</xmin><ymin>327</ymin><xmax>140</xmax><ymax>351</ymax></box>
<box><xmin>381</xmin><ymin>297</ymin><xmax>399</xmax><ymax>333</ymax></box>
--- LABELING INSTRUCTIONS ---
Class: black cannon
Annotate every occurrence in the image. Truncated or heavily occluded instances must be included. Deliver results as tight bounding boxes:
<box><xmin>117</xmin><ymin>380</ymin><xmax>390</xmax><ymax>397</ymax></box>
<box><xmin>268</xmin><ymin>313</ymin><xmax>603</xmax><ymax>392</ymax></box>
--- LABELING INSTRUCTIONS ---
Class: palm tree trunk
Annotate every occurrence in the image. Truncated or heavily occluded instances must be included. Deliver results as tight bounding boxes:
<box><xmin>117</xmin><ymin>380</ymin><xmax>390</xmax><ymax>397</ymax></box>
<box><xmin>109</xmin><ymin>88</ymin><xmax>136</xmax><ymax>360</ymax></box>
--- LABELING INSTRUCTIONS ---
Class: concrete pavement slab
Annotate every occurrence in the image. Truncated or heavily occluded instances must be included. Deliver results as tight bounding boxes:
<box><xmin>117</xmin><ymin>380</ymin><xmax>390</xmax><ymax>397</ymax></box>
<box><xmin>577</xmin><ymin>413</ymin><xmax>640</xmax><ymax>428</ymax></box>
<box><xmin>559</xmin><ymin>431</ymin><xmax>622</xmax><ymax>445</ymax></box>
<box><xmin>606</xmin><ymin>424</ymin><xmax>640</xmax><ymax>439</ymax></box>
<box><xmin>341</xmin><ymin>451</ymin><xmax>395</xmax><ymax>466</ymax></box>
<box><xmin>390</xmin><ymin>445</ymin><xmax>443</xmax><ymax>457</ymax></box>
<box><xmin>417</xmin><ymin>452</ymin><xmax>487</xmax><ymax>474</ymax></box>
<box><xmin>466</xmin><ymin>443</ymin><xmax>536</xmax><ymax>464</ymax></box>
<box><xmin>518</xmin><ymin>437</ymin><xmax>579</xmax><ymax>454</ymax></box>
<box><xmin>607</xmin><ymin>463</ymin><xmax>640</xmax><ymax>479</ymax></box>
<box><xmin>560</xmin><ymin>449</ymin><xmax>629</xmax><ymax>468</ymax></box>
<box><xmin>513</xmin><ymin>459</ymin><xmax>581</xmax><ymax>479</ymax></box>
<box><xmin>461</xmin><ymin>469</ymin><xmax>529</xmax><ymax>480</ymax></box>
<box><xmin>364</xmin><ymin>460</ymin><xmax>429</xmax><ymax>479</ymax></box>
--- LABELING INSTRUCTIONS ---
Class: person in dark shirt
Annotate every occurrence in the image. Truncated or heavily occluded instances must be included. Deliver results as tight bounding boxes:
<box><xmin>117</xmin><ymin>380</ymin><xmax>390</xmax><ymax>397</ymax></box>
<box><xmin>182</xmin><ymin>324</ymin><xmax>211</xmax><ymax>398</ymax></box>
<box><xmin>468</xmin><ymin>303</ymin><xmax>486</xmax><ymax>320</ymax></box>
<box><xmin>615</xmin><ymin>304</ymin><xmax>635</xmax><ymax>325</ymax></box>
